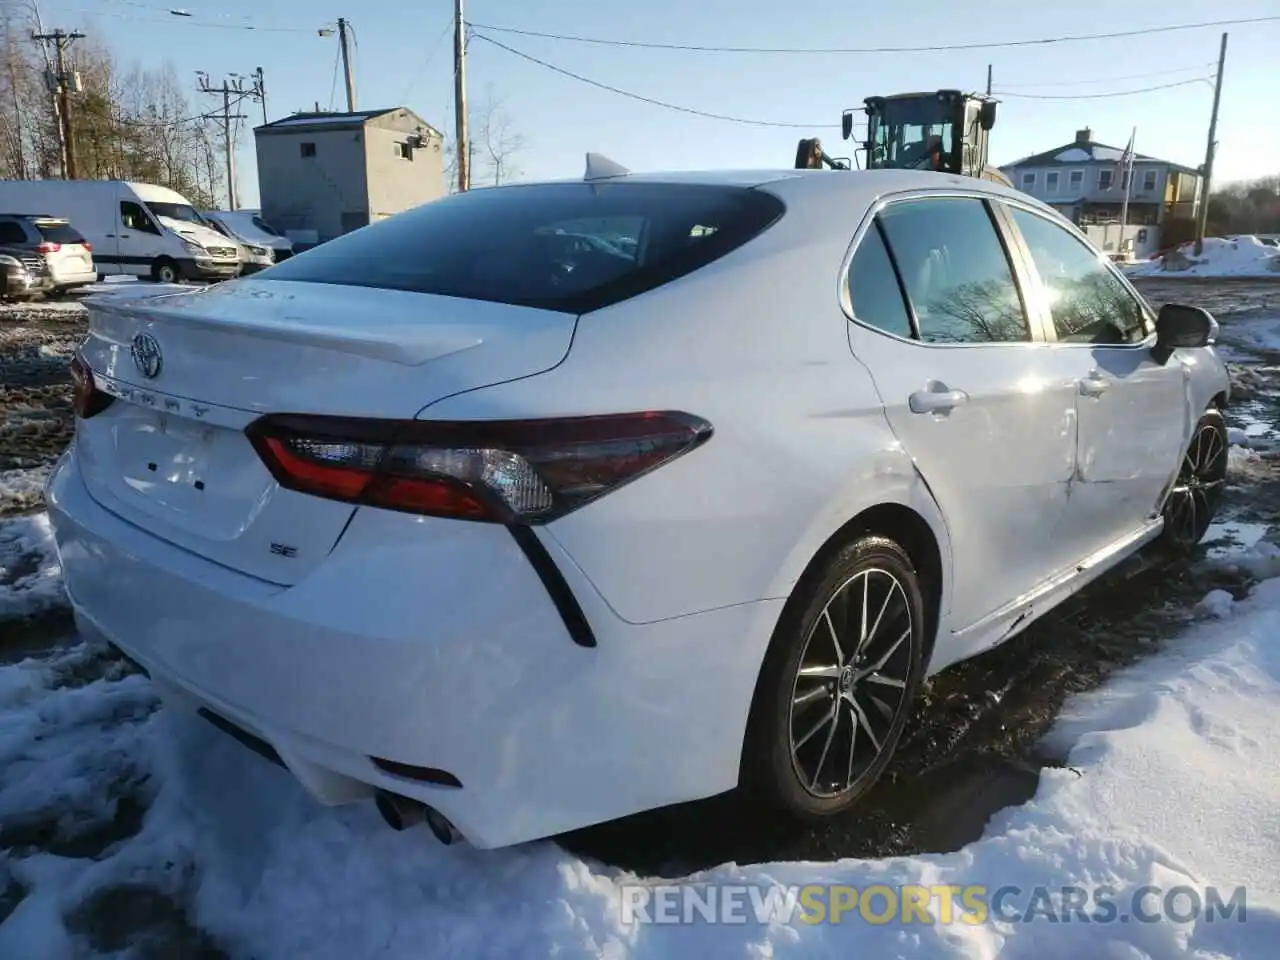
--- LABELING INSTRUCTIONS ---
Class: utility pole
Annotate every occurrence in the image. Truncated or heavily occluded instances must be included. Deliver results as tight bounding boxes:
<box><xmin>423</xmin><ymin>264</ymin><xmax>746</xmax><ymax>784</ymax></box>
<box><xmin>255</xmin><ymin>66</ymin><xmax>268</xmax><ymax>125</ymax></box>
<box><xmin>197</xmin><ymin>73</ymin><xmax>249</xmax><ymax>209</ymax></box>
<box><xmin>337</xmin><ymin>18</ymin><xmax>356</xmax><ymax>112</ymax></box>
<box><xmin>986</xmin><ymin>64</ymin><xmax>992</xmax><ymax>96</ymax></box>
<box><xmin>32</xmin><ymin>28</ymin><xmax>84</xmax><ymax>179</ymax></box>
<box><xmin>1194</xmin><ymin>32</ymin><xmax>1228</xmax><ymax>256</ymax></box>
<box><xmin>453</xmin><ymin>0</ymin><xmax>468</xmax><ymax>191</ymax></box>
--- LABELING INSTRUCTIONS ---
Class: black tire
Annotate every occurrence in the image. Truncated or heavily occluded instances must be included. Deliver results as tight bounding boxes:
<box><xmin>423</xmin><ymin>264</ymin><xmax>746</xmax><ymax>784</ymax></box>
<box><xmin>1159</xmin><ymin>407</ymin><xmax>1229</xmax><ymax>550</ymax></box>
<box><xmin>151</xmin><ymin>258</ymin><xmax>181</xmax><ymax>284</ymax></box>
<box><xmin>743</xmin><ymin>535</ymin><xmax>927</xmax><ymax>819</ymax></box>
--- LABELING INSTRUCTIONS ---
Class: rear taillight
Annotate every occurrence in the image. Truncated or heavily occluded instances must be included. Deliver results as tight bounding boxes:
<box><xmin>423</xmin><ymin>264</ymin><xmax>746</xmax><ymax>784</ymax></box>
<box><xmin>82</xmin><ymin>241</ymin><xmax>92</xmax><ymax>252</ymax></box>
<box><xmin>36</xmin><ymin>242</ymin><xmax>61</xmax><ymax>254</ymax></box>
<box><xmin>69</xmin><ymin>355</ymin><xmax>114</xmax><ymax>419</ymax></box>
<box><xmin>245</xmin><ymin>412</ymin><xmax>713</xmax><ymax>524</ymax></box>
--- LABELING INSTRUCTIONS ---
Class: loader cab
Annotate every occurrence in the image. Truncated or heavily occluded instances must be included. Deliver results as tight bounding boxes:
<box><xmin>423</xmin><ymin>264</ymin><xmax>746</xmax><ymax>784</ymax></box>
<box><xmin>848</xmin><ymin>90</ymin><xmax>996</xmax><ymax>178</ymax></box>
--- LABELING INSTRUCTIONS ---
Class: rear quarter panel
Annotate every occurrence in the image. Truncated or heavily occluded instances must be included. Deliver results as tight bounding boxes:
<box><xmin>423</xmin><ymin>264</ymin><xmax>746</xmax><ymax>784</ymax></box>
<box><xmin>422</xmin><ymin>190</ymin><xmax>954</xmax><ymax>628</ymax></box>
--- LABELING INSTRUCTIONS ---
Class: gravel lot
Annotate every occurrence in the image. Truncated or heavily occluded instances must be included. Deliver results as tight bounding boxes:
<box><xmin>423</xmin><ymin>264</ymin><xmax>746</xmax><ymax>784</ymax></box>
<box><xmin>1</xmin><ymin>280</ymin><xmax>1278</xmax><ymax>951</ymax></box>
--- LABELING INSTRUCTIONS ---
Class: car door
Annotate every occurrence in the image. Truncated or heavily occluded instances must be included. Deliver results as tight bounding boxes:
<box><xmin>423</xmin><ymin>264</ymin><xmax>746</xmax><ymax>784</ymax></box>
<box><xmin>117</xmin><ymin>199</ymin><xmax>165</xmax><ymax>276</ymax></box>
<box><xmin>1001</xmin><ymin>203</ymin><xmax>1189</xmax><ymax>560</ymax></box>
<box><xmin>842</xmin><ymin>193</ymin><xmax>1080</xmax><ymax>634</ymax></box>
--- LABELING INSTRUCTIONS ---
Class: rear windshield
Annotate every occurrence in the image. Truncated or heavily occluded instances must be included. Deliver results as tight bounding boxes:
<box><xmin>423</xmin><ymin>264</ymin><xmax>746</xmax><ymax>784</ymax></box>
<box><xmin>258</xmin><ymin>182</ymin><xmax>785</xmax><ymax>313</ymax></box>
<box><xmin>33</xmin><ymin>220</ymin><xmax>85</xmax><ymax>244</ymax></box>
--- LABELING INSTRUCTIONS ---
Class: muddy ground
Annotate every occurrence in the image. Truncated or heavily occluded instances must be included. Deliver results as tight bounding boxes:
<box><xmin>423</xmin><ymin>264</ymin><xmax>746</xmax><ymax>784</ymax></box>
<box><xmin>1</xmin><ymin>280</ymin><xmax>1279</xmax><ymax>907</ymax></box>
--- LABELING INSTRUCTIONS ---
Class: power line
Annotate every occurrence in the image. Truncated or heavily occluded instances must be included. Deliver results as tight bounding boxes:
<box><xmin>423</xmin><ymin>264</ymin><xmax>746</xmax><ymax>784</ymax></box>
<box><xmin>472</xmin><ymin>33</ymin><xmax>836</xmax><ymax>129</ymax></box>
<box><xmin>78</xmin><ymin>91</ymin><xmax>255</xmax><ymax>128</ymax></box>
<box><xmin>993</xmin><ymin>78</ymin><xmax>1212</xmax><ymax>100</ymax></box>
<box><xmin>400</xmin><ymin>14</ymin><xmax>455</xmax><ymax>101</ymax></box>
<box><xmin>47</xmin><ymin>2</ymin><xmax>322</xmax><ymax>33</ymax></box>
<box><xmin>467</xmin><ymin>14</ymin><xmax>1279</xmax><ymax>54</ymax></box>
<box><xmin>995</xmin><ymin>62</ymin><xmax>1217</xmax><ymax>90</ymax></box>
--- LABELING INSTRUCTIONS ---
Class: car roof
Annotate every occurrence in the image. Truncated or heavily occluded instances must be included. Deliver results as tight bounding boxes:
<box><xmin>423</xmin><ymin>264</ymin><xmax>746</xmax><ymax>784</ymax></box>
<box><xmin>499</xmin><ymin>167</ymin><xmax>1047</xmax><ymax>211</ymax></box>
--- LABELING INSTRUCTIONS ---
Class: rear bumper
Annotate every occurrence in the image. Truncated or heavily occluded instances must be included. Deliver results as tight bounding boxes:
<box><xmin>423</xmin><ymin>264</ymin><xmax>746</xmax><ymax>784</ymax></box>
<box><xmin>50</xmin><ymin>266</ymin><xmax>97</xmax><ymax>289</ymax></box>
<box><xmin>45</xmin><ymin>448</ymin><xmax>782</xmax><ymax>848</ymax></box>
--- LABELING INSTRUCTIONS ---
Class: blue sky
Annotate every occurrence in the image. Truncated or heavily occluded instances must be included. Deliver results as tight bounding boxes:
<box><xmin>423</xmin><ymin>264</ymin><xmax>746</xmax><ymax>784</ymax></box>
<box><xmin>42</xmin><ymin>0</ymin><xmax>1280</xmax><ymax>208</ymax></box>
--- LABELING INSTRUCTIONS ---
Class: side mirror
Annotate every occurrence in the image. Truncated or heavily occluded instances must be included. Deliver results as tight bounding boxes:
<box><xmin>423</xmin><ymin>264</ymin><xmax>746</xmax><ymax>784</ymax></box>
<box><xmin>980</xmin><ymin>101</ymin><xmax>997</xmax><ymax>131</ymax></box>
<box><xmin>842</xmin><ymin>111</ymin><xmax>854</xmax><ymax>141</ymax></box>
<box><xmin>1152</xmin><ymin>303</ymin><xmax>1216</xmax><ymax>362</ymax></box>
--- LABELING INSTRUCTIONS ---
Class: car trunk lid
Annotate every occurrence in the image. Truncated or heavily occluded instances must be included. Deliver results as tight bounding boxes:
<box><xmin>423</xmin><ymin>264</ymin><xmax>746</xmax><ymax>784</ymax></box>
<box><xmin>73</xmin><ymin>278</ymin><xmax>578</xmax><ymax>584</ymax></box>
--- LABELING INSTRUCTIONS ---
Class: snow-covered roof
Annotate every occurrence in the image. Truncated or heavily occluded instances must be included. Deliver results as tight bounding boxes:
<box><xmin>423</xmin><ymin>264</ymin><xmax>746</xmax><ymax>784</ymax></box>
<box><xmin>254</xmin><ymin>107</ymin><xmax>440</xmax><ymax>137</ymax></box>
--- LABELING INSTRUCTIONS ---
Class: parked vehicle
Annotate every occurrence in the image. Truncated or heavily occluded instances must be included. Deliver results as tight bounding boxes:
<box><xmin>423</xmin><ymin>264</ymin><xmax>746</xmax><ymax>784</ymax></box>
<box><xmin>0</xmin><ymin>243</ymin><xmax>54</xmax><ymax>300</ymax></box>
<box><xmin>0</xmin><ymin>214</ymin><xmax>96</xmax><ymax>294</ymax></box>
<box><xmin>202</xmin><ymin>218</ymin><xmax>273</xmax><ymax>275</ymax></box>
<box><xmin>201</xmin><ymin>209</ymin><xmax>294</xmax><ymax>264</ymax></box>
<box><xmin>46</xmin><ymin>164</ymin><xmax>1230</xmax><ymax>850</ymax></box>
<box><xmin>0</xmin><ymin>180</ymin><xmax>241</xmax><ymax>283</ymax></box>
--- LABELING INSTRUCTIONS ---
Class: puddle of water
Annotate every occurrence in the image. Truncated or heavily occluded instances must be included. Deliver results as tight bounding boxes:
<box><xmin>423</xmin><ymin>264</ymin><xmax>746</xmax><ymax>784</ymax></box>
<box><xmin>1203</xmin><ymin>520</ymin><xmax>1270</xmax><ymax>558</ymax></box>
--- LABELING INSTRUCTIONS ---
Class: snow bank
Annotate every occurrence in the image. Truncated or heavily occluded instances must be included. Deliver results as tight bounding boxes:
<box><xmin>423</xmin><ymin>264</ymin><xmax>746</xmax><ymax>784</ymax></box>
<box><xmin>1125</xmin><ymin>236</ymin><xmax>1280</xmax><ymax>278</ymax></box>
<box><xmin>0</xmin><ymin>512</ymin><xmax>65</xmax><ymax>619</ymax></box>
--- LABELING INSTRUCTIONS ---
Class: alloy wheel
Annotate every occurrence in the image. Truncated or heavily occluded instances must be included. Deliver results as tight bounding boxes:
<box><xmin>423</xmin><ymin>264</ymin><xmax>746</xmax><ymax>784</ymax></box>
<box><xmin>1164</xmin><ymin>419</ymin><xmax>1228</xmax><ymax>546</ymax></box>
<box><xmin>788</xmin><ymin>567</ymin><xmax>915</xmax><ymax>798</ymax></box>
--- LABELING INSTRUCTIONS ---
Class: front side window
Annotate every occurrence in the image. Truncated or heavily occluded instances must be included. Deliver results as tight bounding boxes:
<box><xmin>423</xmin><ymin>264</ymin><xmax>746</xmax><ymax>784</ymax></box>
<box><xmin>120</xmin><ymin>201</ymin><xmax>159</xmax><ymax>234</ymax></box>
<box><xmin>260</xmin><ymin>182</ymin><xmax>784</xmax><ymax>313</ymax></box>
<box><xmin>876</xmin><ymin>197</ymin><xmax>1030</xmax><ymax>344</ymax></box>
<box><xmin>846</xmin><ymin>224</ymin><xmax>913</xmax><ymax>339</ymax></box>
<box><xmin>1007</xmin><ymin>206</ymin><xmax>1148</xmax><ymax>345</ymax></box>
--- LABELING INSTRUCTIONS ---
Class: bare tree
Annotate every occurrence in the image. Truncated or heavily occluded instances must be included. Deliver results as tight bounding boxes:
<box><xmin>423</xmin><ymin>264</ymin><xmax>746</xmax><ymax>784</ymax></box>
<box><xmin>443</xmin><ymin>85</ymin><xmax>526</xmax><ymax>192</ymax></box>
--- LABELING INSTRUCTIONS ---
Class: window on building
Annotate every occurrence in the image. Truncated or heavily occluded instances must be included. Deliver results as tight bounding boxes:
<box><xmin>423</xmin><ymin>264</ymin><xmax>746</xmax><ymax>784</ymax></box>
<box><xmin>300</xmin><ymin>142</ymin><xmax>316</xmax><ymax>158</ymax></box>
<box><xmin>394</xmin><ymin>142</ymin><xmax>413</xmax><ymax>160</ymax></box>
<box><xmin>1069</xmin><ymin>170</ymin><xmax>1083</xmax><ymax>190</ymax></box>
<box><xmin>1021</xmin><ymin>171</ymin><xmax>1036</xmax><ymax>189</ymax></box>
<box><xmin>1098</xmin><ymin>169</ymin><xmax>1113</xmax><ymax>190</ymax></box>
<box><xmin>876</xmin><ymin>197</ymin><xmax>1030</xmax><ymax>344</ymax></box>
<box><xmin>1046</xmin><ymin>171</ymin><xmax>1060</xmax><ymax>193</ymax></box>
<box><xmin>1142</xmin><ymin>170</ymin><xmax>1157</xmax><ymax>191</ymax></box>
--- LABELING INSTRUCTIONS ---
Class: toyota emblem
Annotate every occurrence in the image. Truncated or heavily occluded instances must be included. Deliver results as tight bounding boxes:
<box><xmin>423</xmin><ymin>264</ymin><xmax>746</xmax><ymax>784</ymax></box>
<box><xmin>130</xmin><ymin>332</ymin><xmax>162</xmax><ymax>379</ymax></box>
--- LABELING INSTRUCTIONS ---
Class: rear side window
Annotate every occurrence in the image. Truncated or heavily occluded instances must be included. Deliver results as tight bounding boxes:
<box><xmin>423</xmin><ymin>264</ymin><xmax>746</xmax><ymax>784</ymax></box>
<box><xmin>0</xmin><ymin>220</ymin><xmax>28</xmax><ymax>244</ymax></box>
<box><xmin>877</xmin><ymin>197</ymin><xmax>1030</xmax><ymax>344</ymax></box>
<box><xmin>259</xmin><ymin>182</ymin><xmax>785</xmax><ymax>313</ymax></box>
<box><xmin>33</xmin><ymin>220</ymin><xmax>85</xmax><ymax>244</ymax></box>
<box><xmin>846</xmin><ymin>224</ymin><xmax>913</xmax><ymax>339</ymax></box>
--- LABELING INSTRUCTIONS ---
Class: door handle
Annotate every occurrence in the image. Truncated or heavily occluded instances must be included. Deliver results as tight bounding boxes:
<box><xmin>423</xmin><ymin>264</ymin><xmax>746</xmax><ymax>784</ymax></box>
<box><xmin>1078</xmin><ymin>372</ymin><xmax>1109</xmax><ymax>397</ymax></box>
<box><xmin>908</xmin><ymin>387</ymin><xmax>969</xmax><ymax>414</ymax></box>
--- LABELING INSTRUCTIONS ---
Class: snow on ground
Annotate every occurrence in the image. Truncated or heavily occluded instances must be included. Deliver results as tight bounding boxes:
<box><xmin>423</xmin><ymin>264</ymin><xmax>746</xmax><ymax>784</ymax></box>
<box><xmin>0</xmin><ymin>525</ymin><xmax>1276</xmax><ymax>956</ymax></box>
<box><xmin>0</xmin><ymin>512</ymin><xmax>63</xmax><ymax>620</ymax></box>
<box><xmin>0</xmin><ymin>466</ymin><xmax>52</xmax><ymax>516</ymax></box>
<box><xmin>1125</xmin><ymin>236</ymin><xmax>1280</xmax><ymax>279</ymax></box>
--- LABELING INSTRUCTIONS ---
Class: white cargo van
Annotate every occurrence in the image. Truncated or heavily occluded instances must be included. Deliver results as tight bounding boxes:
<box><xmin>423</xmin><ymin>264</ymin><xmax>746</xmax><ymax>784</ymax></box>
<box><xmin>0</xmin><ymin>180</ymin><xmax>241</xmax><ymax>283</ymax></box>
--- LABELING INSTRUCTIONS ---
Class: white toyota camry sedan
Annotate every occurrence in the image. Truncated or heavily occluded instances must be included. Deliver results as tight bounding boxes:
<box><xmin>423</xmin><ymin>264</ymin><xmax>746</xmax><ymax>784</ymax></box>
<box><xmin>46</xmin><ymin>165</ymin><xmax>1230</xmax><ymax>849</ymax></box>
